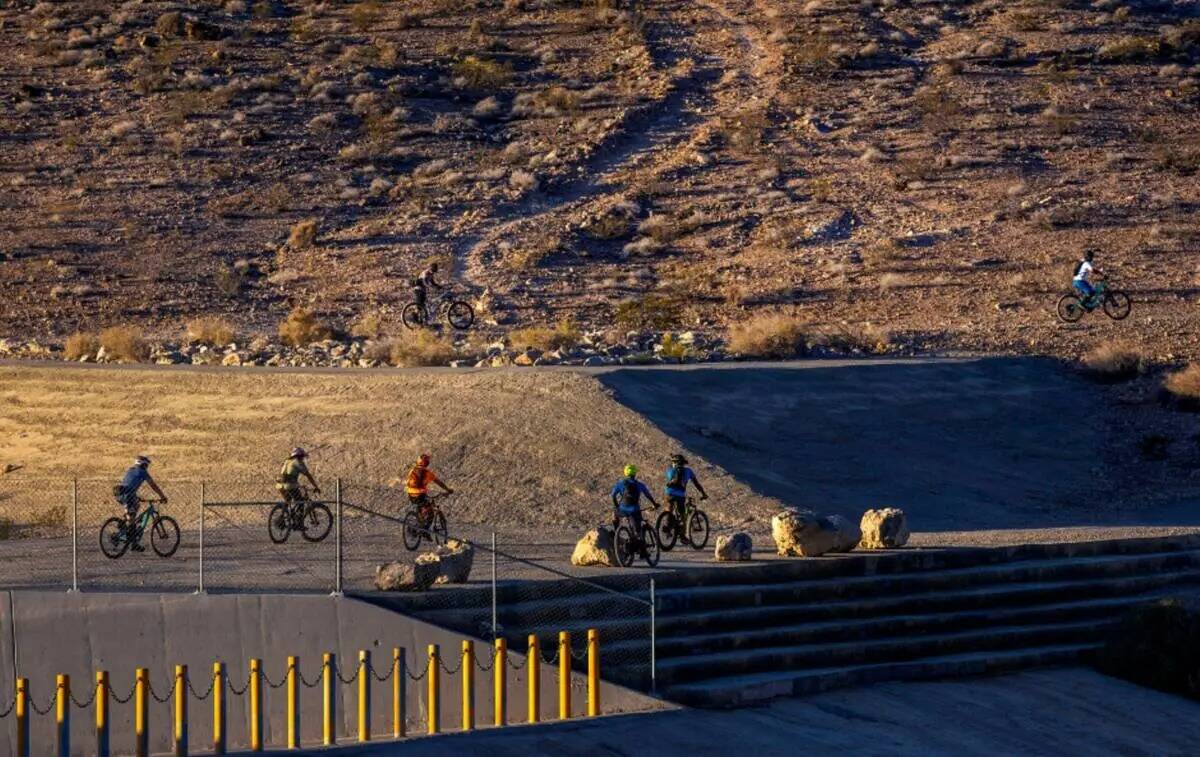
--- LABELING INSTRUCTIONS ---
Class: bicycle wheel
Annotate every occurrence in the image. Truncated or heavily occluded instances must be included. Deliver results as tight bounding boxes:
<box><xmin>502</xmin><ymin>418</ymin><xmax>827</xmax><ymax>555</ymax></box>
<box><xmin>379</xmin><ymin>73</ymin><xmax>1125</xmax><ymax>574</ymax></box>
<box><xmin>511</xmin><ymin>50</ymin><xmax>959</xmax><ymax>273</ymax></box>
<box><xmin>641</xmin><ymin>523</ymin><xmax>661</xmax><ymax>567</ymax></box>
<box><xmin>151</xmin><ymin>516</ymin><xmax>181</xmax><ymax>558</ymax></box>
<box><xmin>1103</xmin><ymin>290</ymin><xmax>1132</xmax><ymax>321</ymax></box>
<box><xmin>446</xmin><ymin>300</ymin><xmax>475</xmax><ymax>330</ymax></box>
<box><xmin>402</xmin><ymin>511</ymin><xmax>422</xmax><ymax>551</ymax></box>
<box><xmin>99</xmin><ymin>517</ymin><xmax>129</xmax><ymax>559</ymax></box>
<box><xmin>431</xmin><ymin>512</ymin><xmax>449</xmax><ymax>546</ymax></box>
<box><xmin>655</xmin><ymin>510</ymin><xmax>678</xmax><ymax>552</ymax></box>
<box><xmin>301</xmin><ymin>503</ymin><xmax>333</xmax><ymax>543</ymax></box>
<box><xmin>1057</xmin><ymin>294</ymin><xmax>1085</xmax><ymax>323</ymax></box>
<box><xmin>687</xmin><ymin>509</ymin><xmax>710</xmax><ymax>550</ymax></box>
<box><xmin>401</xmin><ymin>303</ymin><xmax>425</xmax><ymax>330</ymax></box>
<box><xmin>268</xmin><ymin>503</ymin><xmax>291</xmax><ymax>544</ymax></box>
<box><xmin>614</xmin><ymin>525</ymin><xmax>636</xmax><ymax>567</ymax></box>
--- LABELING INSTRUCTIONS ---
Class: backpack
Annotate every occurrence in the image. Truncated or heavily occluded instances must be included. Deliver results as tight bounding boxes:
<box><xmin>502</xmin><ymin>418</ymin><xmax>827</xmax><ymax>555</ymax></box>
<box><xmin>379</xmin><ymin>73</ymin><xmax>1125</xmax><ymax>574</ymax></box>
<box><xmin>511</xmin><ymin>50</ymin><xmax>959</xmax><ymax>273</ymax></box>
<box><xmin>1073</xmin><ymin>259</ymin><xmax>1085</xmax><ymax>277</ymax></box>
<box><xmin>621</xmin><ymin>479</ymin><xmax>640</xmax><ymax>506</ymax></box>
<box><xmin>667</xmin><ymin>466</ymin><xmax>686</xmax><ymax>490</ymax></box>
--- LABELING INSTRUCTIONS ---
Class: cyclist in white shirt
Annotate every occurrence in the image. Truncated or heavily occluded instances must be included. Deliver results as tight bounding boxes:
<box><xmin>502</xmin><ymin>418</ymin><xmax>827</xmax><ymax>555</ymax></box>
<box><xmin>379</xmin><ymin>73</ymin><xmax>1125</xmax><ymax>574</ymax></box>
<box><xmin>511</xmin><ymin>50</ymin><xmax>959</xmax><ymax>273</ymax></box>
<box><xmin>1072</xmin><ymin>249</ymin><xmax>1099</xmax><ymax>304</ymax></box>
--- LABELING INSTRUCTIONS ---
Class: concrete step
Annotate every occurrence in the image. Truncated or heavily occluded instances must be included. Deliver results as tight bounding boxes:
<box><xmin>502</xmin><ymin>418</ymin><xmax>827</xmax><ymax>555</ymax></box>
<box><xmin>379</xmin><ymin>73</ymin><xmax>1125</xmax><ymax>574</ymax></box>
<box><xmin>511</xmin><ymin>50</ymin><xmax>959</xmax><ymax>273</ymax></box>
<box><xmin>633</xmin><ymin>619</ymin><xmax>1109</xmax><ymax>687</ymax></box>
<box><xmin>663</xmin><ymin>643</ymin><xmax>1099</xmax><ymax>708</ymax></box>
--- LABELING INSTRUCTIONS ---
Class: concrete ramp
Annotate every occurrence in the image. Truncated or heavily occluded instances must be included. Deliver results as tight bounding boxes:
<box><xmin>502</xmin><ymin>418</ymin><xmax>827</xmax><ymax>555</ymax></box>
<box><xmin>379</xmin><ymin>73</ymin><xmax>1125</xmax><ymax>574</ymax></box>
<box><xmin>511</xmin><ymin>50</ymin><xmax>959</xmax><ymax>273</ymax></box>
<box><xmin>0</xmin><ymin>592</ymin><xmax>661</xmax><ymax>755</ymax></box>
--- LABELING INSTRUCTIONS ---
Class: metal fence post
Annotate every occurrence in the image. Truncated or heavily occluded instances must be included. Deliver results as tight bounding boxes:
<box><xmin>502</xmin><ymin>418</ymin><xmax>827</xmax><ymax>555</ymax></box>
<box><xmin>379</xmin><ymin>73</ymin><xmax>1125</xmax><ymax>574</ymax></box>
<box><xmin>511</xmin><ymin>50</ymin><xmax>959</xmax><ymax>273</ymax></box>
<box><xmin>70</xmin><ymin>478</ymin><xmax>78</xmax><ymax>592</ymax></box>
<box><xmin>650</xmin><ymin>579</ymin><xmax>657</xmax><ymax>695</ymax></box>
<box><xmin>198</xmin><ymin>483</ymin><xmax>206</xmax><ymax>594</ymax></box>
<box><xmin>491</xmin><ymin>532</ymin><xmax>497</xmax><ymax>641</ymax></box>
<box><xmin>334</xmin><ymin>478</ymin><xmax>342</xmax><ymax>596</ymax></box>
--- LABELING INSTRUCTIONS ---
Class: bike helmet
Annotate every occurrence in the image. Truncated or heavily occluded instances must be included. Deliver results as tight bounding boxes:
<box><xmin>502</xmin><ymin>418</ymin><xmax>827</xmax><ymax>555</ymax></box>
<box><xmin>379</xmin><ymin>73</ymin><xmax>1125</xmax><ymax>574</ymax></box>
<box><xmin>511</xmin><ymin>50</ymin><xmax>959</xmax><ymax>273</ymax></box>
<box><xmin>1083</xmin><ymin>248</ymin><xmax>1096</xmax><ymax>261</ymax></box>
<box><xmin>417</xmin><ymin>453</ymin><xmax>431</xmax><ymax>468</ymax></box>
<box><xmin>624</xmin><ymin>464</ymin><xmax>638</xmax><ymax>477</ymax></box>
<box><xmin>429</xmin><ymin>262</ymin><xmax>439</xmax><ymax>272</ymax></box>
<box><xmin>290</xmin><ymin>447</ymin><xmax>307</xmax><ymax>459</ymax></box>
<box><xmin>135</xmin><ymin>455</ymin><xmax>151</xmax><ymax>468</ymax></box>
<box><xmin>670</xmin><ymin>453</ymin><xmax>687</xmax><ymax>465</ymax></box>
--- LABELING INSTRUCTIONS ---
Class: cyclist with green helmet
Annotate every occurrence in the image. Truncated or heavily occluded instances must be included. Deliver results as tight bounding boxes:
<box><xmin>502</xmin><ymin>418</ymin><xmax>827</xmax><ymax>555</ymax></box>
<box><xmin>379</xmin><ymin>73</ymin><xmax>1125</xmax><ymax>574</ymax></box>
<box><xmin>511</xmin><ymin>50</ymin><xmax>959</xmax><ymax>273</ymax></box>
<box><xmin>610</xmin><ymin>464</ymin><xmax>659</xmax><ymax>539</ymax></box>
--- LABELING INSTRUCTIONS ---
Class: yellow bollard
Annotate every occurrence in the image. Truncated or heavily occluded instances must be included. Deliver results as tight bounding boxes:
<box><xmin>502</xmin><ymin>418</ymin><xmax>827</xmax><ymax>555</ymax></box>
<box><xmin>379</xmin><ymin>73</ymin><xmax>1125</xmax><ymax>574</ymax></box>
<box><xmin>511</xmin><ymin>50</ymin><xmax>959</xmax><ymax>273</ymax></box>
<box><xmin>588</xmin><ymin>630</ymin><xmax>601</xmax><ymax>717</ymax></box>
<box><xmin>558</xmin><ymin>631</ymin><xmax>571</xmax><ymax>720</ymax></box>
<box><xmin>462</xmin><ymin>640</ymin><xmax>475</xmax><ymax>732</ymax></box>
<box><xmin>95</xmin><ymin>671</ymin><xmax>109</xmax><ymax>757</ymax></box>
<box><xmin>287</xmin><ymin>657</ymin><xmax>299</xmax><ymax>750</ymax></box>
<box><xmin>426</xmin><ymin>644</ymin><xmax>439</xmax><ymax>735</ymax></box>
<box><xmin>494</xmin><ymin>638</ymin><xmax>507</xmax><ymax>727</ymax></box>
<box><xmin>392</xmin><ymin>647</ymin><xmax>404</xmax><ymax>739</ymax></box>
<box><xmin>358</xmin><ymin>650</ymin><xmax>371</xmax><ymax>743</ymax></box>
<box><xmin>322</xmin><ymin>653</ymin><xmax>336</xmax><ymax>746</ymax></box>
<box><xmin>527</xmin><ymin>635</ymin><xmax>539</xmax><ymax>724</ymax></box>
<box><xmin>56</xmin><ymin>674</ymin><xmax>69</xmax><ymax>757</ymax></box>
<box><xmin>175</xmin><ymin>665</ymin><xmax>188</xmax><ymax>757</ymax></box>
<box><xmin>136</xmin><ymin>667</ymin><xmax>149</xmax><ymax>757</ymax></box>
<box><xmin>212</xmin><ymin>663</ymin><xmax>226</xmax><ymax>755</ymax></box>
<box><xmin>250</xmin><ymin>658</ymin><xmax>263</xmax><ymax>752</ymax></box>
<box><xmin>15</xmin><ymin>678</ymin><xmax>28</xmax><ymax>757</ymax></box>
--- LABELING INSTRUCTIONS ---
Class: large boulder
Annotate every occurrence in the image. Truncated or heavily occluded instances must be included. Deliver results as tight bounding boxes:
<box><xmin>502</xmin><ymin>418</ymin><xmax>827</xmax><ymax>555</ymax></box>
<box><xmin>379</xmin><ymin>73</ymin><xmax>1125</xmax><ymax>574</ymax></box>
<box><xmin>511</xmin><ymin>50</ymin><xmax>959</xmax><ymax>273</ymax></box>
<box><xmin>771</xmin><ymin>508</ymin><xmax>839</xmax><ymax>557</ymax></box>
<box><xmin>571</xmin><ymin>527</ymin><xmax>617</xmax><ymax>567</ymax></box>
<box><xmin>374</xmin><ymin>560</ymin><xmax>437</xmax><ymax>592</ymax></box>
<box><xmin>825</xmin><ymin>514</ymin><xmax>861</xmax><ymax>553</ymax></box>
<box><xmin>422</xmin><ymin>538</ymin><xmax>475</xmax><ymax>584</ymax></box>
<box><xmin>714</xmin><ymin>532</ymin><xmax>753</xmax><ymax>562</ymax></box>
<box><xmin>859</xmin><ymin>508</ymin><xmax>910</xmax><ymax>549</ymax></box>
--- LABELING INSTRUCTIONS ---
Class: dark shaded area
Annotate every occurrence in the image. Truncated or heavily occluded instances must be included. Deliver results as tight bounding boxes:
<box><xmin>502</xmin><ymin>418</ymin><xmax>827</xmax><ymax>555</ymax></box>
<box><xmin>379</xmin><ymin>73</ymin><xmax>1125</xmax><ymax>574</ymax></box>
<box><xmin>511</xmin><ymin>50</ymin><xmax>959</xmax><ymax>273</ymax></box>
<box><xmin>1094</xmin><ymin>595</ymin><xmax>1200</xmax><ymax>700</ymax></box>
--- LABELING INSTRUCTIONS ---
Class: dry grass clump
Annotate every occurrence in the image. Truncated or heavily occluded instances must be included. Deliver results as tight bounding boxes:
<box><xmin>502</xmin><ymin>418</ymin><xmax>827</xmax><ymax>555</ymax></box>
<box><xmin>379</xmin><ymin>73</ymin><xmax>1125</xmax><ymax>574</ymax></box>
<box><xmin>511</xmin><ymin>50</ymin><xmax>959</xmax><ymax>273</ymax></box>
<box><xmin>615</xmin><ymin>295</ymin><xmax>682</xmax><ymax>330</ymax></box>
<box><xmin>99</xmin><ymin>326</ymin><xmax>149</xmax><ymax>363</ymax></box>
<box><xmin>1081</xmin><ymin>343</ymin><xmax>1147</xmax><ymax>381</ymax></box>
<box><xmin>659</xmin><ymin>333</ymin><xmax>692</xmax><ymax>362</ymax></box>
<box><xmin>387</xmin><ymin>329</ymin><xmax>457</xmax><ymax>366</ymax></box>
<box><xmin>1098</xmin><ymin>36</ymin><xmax>1161</xmax><ymax>62</ymax></box>
<box><xmin>727</xmin><ymin>313</ymin><xmax>808</xmax><ymax>359</ymax></box>
<box><xmin>453</xmin><ymin>56</ymin><xmax>513</xmax><ymax>89</ymax></box>
<box><xmin>508</xmin><ymin>319</ymin><xmax>581</xmax><ymax>352</ymax></box>
<box><xmin>186</xmin><ymin>317</ymin><xmax>236</xmax><ymax>346</ymax></box>
<box><xmin>288</xmin><ymin>219</ymin><xmax>318</xmax><ymax>249</ymax></box>
<box><xmin>1163</xmin><ymin>364</ymin><xmax>1200</xmax><ymax>408</ymax></box>
<box><xmin>278</xmin><ymin>308</ymin><xmax>331</xmax><ymax>347</ymax></box>
<box><xmin>811</xmin><ymin>324</ymin><xmax>895</xmax><ymax>355</ymax></box>
<box><xmin>64</xmin><ymin>332</ymin><xmax>100</xmax><ymax>361</ymax></box>
<box><xmin>350</xmin><ymin>311</ymin><xmax>387</xmax><ymax>339</ymax></box>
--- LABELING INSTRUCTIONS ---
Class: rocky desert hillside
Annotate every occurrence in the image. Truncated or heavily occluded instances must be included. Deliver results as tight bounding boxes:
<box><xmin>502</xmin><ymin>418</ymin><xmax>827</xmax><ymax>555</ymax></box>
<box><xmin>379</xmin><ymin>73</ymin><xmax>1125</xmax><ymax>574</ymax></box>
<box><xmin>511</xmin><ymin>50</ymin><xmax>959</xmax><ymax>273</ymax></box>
<box><xmin>1</xmin><ymin>0</ymin><xmax>1198</xmax><ymax>364</ymax></box>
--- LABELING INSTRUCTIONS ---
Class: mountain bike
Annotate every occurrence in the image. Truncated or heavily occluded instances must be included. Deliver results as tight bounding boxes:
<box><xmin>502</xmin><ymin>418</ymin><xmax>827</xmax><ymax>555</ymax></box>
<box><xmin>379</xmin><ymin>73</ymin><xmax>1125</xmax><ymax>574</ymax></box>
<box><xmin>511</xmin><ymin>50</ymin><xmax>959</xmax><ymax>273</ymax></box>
<box><xmin>1057</xmin><ymin>279</ymin><xmax>1132</xmax><ymax>323</ymax></box>
<box><xmin>402</xmin><ymin>292</ymin><xmax>475</xmax><ymax>331</ymax></box>
<box><xmin>402</xmin><ymin>493</ymin><xmax>450</xmax><ymax>551</ymax></box>
<box><xmin>100</xmin><ymin>499</ymin><xmax>180</xmax><ymax>559</ymax></box>
<box><xmin>614</xmin><ymin>508</ymin><xmax>661</xmax><ymax>568</ymax></box>
<box><xmin>268</xmin><ymin>487</ymin><xmax>333</xmax><ymax>544</ymax></box>
<box><xmin>656</xmin><ymin>497</ymin><xmax>710</xmax><ymax>551</ymax></box>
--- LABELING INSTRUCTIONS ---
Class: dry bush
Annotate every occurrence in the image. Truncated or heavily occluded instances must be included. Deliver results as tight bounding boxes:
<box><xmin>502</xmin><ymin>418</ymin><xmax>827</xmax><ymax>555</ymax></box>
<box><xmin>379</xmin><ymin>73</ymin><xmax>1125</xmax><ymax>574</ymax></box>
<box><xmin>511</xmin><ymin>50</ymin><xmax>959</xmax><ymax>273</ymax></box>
<box><xmin>811</xmin><ymin>324</ymin><xmax>894</xmax><ymax>355</ymax></box>
<box><xmin>64</xmin><ymin>332</ymin><xmax>100</xmax><ymax>360</ymax></box>
<box><xmin>186</xmin><ymin>317</ymin><xmax>236</xmax><ymax>346</ymax></box>
<box><xmin>99</xmin><ymin>326</ymin><xmax>149</xmax><ymax>363</ymax></box>
<box><xmin>214</xmin><ymin>263</ymin><xmax>246</xmax><ymax>297</ymax></box>
<box><xmin>278</xmin><ymin>308</ymin><xmax>330</xmax><ymax>347</ymax></box>
<box><xmin>387</xmin><ymin>330</ymin><xmax>457</xmax><ymax>366</ymax></box>
<box><xmin>350</xmin><ymin>311</ymin><xmax>388</xmax><ymax>339</ymax></box>
<box><xmin>453</xmin><ymin>56</ymin><xmax>513</xmax><ymax>89</ymax></box>
<box><xmin>538</xmin><ymin>85</ymin><xmax>581</xmax><ymax>113</ymax></box>
<box><xmin>509</xmin><ymin>319</ymin><xmax>580</xmax><ymax>351</ymax></box>
<box><xmin>615</xmin><ymin>295</ymin><xmax>682</xmax><ymax>330</ymax></box>
<box><xmin>1081</xmin><ymin>343</ymin><xmax>1146</xmax><ymax>381</ymax></box>
<box><xmin>727</xmin><ymin>313</ymin><xmax>809</xmax><ymax>358</ymax></box>
<box><xmin>350</xmin><ymin>1</ymin><xmax>382</xmax><ymax>33</ymax></box>
<box><xmin>659</xmin><ymin>333</ymin><xmax>692</xmax><ymax>362</ymax></box>
<box><xmin>1099</xmin><ymin>36</ymin><xmax>1161</xmax><ymax>62</ymax></box>
<box><xmin>1164</xmin><ymin>364</ymin><xmax>1200</xmax><ymax>408</ymax></box>
<box><xmin>288</xmin><ymin>219</ymin><xmax>318</xmax><ymax>249</ymax></box>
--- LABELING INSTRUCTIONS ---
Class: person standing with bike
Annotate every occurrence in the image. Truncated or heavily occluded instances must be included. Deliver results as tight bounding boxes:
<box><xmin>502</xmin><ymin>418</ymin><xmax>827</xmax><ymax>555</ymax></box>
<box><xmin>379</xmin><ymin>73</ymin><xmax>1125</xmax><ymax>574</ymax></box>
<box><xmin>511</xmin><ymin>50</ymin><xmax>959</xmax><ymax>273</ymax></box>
<box><xmin>406</xmin><ymin>453</ymin><xmax>454</xmax><ymax>528</ymax></box>
<box><xmin>665</xmin><ymin>453</ymin><xmax>706</xmax><ymax>523</ymax></box>
<box><xmin>114</xmin><ymin>456</ymin><xmax>167</xmax><ymax>552</ymax></box>
<box><xmin>411</xmin><ymin>262</ymin><xmax>444</xmax><ymax>320</ymax></box>
<box><xmin>276</xmin><ymin>447</ymin><xmax>320</xmax><ymax>505</ymax></box>
<box><xmin>611</xmin><ymin>465</ymin><xmax>659</xmax><ymax>554</ymax></box>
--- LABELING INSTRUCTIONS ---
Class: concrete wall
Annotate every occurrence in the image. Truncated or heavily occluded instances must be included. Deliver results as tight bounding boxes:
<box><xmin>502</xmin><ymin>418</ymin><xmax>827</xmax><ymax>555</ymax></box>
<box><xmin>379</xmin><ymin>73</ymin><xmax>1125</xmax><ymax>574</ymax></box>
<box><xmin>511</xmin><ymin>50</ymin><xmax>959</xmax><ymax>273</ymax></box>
<box><xmin>0</xmin><ymin>591</ymin><xmax>663</xmax><ymax>755</ymax></box>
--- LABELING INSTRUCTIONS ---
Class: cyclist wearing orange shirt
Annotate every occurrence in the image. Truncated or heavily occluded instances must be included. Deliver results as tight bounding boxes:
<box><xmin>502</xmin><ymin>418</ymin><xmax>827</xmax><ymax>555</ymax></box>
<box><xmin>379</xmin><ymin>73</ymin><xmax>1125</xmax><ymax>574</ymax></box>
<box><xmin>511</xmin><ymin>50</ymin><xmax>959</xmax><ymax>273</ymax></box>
<box><xmin>405</xmin><ymin>453</ymin><xmax>454</xmax><ymax>526</ymax></box>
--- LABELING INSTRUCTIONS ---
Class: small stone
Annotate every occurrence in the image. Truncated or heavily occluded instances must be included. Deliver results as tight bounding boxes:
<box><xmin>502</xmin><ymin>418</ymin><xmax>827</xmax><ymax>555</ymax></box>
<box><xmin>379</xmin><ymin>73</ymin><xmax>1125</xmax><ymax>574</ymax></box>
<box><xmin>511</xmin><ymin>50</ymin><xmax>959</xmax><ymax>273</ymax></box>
<box><xmin>714</xmin><ymin>532</ymin><xmax>753</xmax><ymax>562</ymax></box>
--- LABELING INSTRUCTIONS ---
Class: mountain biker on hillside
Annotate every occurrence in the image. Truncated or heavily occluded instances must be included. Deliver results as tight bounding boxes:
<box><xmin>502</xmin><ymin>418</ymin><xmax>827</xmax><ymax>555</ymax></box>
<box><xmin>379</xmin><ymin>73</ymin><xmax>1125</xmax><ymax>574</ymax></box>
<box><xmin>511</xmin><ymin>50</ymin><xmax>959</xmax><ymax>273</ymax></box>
<box><xmin>276</xmin><ymin>447</ymin><xmax>320</xmax><ymax>505</ymax></box>
<box><xmin>665</xmin><ymin>453</ymin><xmax>707</xmax><ymax>524</ymax></box>
<box><xmin>1072</xmin><ymin>249</ymin><xmax>1101</xmax><ymax>305</ymax></box>
<box><xmin>114</xmin><ymin>456</ymin><xmax>167</xmax><ymax>552</ymax></box>
<box><xmin>411</xmin><ymin>262</ymin><xmax>444</xmax><ymax>316</ymax></box>
<box><xmin>611</xmin><ymin>465</ymin><xmax>659</xmax><ymax>545</ymax></box>
<box><xmin>405</xmin><ymin>453</ymin><xmax>454</xmax><ymax>527</ymax></box>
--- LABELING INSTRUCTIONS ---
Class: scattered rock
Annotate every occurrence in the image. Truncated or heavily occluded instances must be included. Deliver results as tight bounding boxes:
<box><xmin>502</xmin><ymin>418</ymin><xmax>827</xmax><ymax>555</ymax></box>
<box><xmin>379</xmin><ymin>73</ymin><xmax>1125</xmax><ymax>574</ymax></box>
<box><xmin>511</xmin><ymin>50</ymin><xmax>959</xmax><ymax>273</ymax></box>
<box><xmin>771</xmin><ymin>508</ymin><xmax>839</xmax><ymax>557</ymax></box>
<box><xmin>421</xmin><ymin>538</ymin><xmax>475</xmax><ymax>584</ymax></box>
<box><xmin>825</xmin><ymin>514</ymin><xmax>861</xmax><ymax>553</ymax></box>
<box><xmin>373</xmin><ymin>560</ymin><xmax>437</xmax><ymax>591</ymax></box>
<box><xmin>714</xmin><ymin>532</ymin><xmax>753</xmax><ymax>561</ymax></box>
<box><xmin>859</xmin><ymin>508</ymin><xmax>910</xmax><ymax>549</ymax></box>
<box><xmin>571</xmin><ymin>527</ymin><xmax>617</xmax><ymax>567</ymax></box>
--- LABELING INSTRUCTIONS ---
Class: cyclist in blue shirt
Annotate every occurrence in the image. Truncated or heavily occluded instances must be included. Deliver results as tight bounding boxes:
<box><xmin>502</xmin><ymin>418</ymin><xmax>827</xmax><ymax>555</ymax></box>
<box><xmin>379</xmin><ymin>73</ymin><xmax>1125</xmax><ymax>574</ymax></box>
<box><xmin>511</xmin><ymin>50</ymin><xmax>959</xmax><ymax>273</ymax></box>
<box><xmin>115</xmin><ymin>456</ymin><xmax>167</xmax><ymax>551</ymax></box>
<box><xmin>665</xmin><ymin>453</ymin><xmax>707</xmax><ymax>528</ymax></box>
<box><xmin>610</xmin><ymin>464</ymin><xmax>659</xmax><ymax>539</ymax></box>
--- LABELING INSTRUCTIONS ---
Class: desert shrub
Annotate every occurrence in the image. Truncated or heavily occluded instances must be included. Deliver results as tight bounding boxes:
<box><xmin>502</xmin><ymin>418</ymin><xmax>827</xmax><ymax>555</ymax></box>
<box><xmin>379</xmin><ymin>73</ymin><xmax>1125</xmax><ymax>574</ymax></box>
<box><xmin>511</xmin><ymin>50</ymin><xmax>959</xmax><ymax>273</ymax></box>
<box><xmin>1098</xmin><ymin>36</ymin><xmax>1161</xmax><ymax>62</ymax></box>
<box><xmin>538</xmin><ymin>85</ymin><xmax>580</xmax><ymax>113</ymax></box>
<box><xmin>288</xmin><ymin>219</ymin><xmax>318</xmax><ymax>249</ymax></box>
<box><xmin>614</xmin><ymin>295</ymin><xmax>682</xmax><ymax>330</ymax></box>
<box><xmin>350</xmin><ymin>1</ymin><xmax>381</xmax><ymax>32</ymax></box>
<box><xmin>1164</xmin><ymin>364</ymin><xmax>1200</xmax><ymax>409</ymax></box>
<box><xmin>186</xmin><ymin>317</ymin><xmax>236</xmax><ymax>346</ymax></box>
<box><xmin>64</xmin><ymin>332</ymin><xmax>100</xmax><ymax>360</ymax></box>
<box><xmin>214</xmin><ymin>263</ymin><xmax>246</xmax><ymax>296</ymax></box>
<box><xmin>727</xmin><ymin>313</ymin><xmax>808</xmax><ymax>359</ymax></box>
<box><xmin>659</xmin><ymin>333</ymin><xmax>691</xmax><ymax>363</ymax></box>
<box><xmin>453</xmin><ymin>56</ymin><xmax>512</xmax><ymax>89</ymax></box>
<box><xmin>1094</xmin><ymin>598</ymin><xmax>1200</xmax><ymax>700</ymax></box>
<box><xmin>278</xmin><ymin>308</ymin><xmax>330</xmax><ymax>347</ymax></box>
<box><xmin>387</xmin><ymin>330</ymin><xmax>457</xmax><ymax>366</ymax></box>
<box><xmin>811</xmin><ymin>324</ymin><xmax>894</xmax><ymax>355</ymax></box>
<box><xmin>350</xmin><ymin>311</ymin><xmax>387</xmax><ymax>339</ymax></box>
<box><xmin>99</xmin><ymin>326</ymin><xmax>149</xmax><ymax>362</ymax></box>
<box><xmin>508</xmin><ymin>319</ymin><xmax>580</xmax><ymax>352</ymax></box>
<box><xmin>33</xmin><ymin>505</ymin><xmax>67</xmax><ymax>530</ymax></box>
<box><xmin>1080</xmin><ymin>343</ymin><xmax>1146</xmax><ymax>381</ymax></box>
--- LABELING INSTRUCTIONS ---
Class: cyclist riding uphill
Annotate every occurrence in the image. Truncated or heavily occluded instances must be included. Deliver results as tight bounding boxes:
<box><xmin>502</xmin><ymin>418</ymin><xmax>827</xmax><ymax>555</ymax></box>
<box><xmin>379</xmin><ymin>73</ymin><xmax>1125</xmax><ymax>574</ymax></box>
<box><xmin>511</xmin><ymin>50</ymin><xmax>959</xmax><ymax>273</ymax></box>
<box><xmin>611</xmin><ymin>464</ymin><xmax>659</xmax><ymax>535</ymax></box>
<box><xmin>277</xmin><ymin>447</ymin><xmax>320</xmax><ymax>504</ymax></box>
<box><xmin>114</xmin><ymin>456</ymin><xmax>167</xmax><ymax>551</ymax></box>
<box><xmin>1072</xmin><ymin>249</ymin><xmax>1101</xmax><ymax>304</ymax></box>
<box><xmin>406</xmin><ymin>453</ymin><xmax>454</xmax><ymax>527</ymax></box>
<box><xmin>665</xmin><ymin>453</ymin><xmax>707</xmax><ymax>521</ymax></box>
<box><xmin>411</xmin><ymin>262</ymin><xmax>444</xmax><ymax>314</ymax></box>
